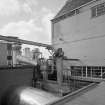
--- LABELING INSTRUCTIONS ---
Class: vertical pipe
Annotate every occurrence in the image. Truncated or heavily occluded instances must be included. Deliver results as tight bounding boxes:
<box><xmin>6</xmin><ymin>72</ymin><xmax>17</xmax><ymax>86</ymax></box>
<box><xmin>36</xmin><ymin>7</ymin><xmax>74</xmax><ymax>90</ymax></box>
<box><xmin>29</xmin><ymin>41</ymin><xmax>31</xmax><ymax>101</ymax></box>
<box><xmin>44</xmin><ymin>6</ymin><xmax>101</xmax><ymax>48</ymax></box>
<box><xmin>56</xmin><ymin>57</ymin><xmax>63</xmax><ymax>96</ymax></box>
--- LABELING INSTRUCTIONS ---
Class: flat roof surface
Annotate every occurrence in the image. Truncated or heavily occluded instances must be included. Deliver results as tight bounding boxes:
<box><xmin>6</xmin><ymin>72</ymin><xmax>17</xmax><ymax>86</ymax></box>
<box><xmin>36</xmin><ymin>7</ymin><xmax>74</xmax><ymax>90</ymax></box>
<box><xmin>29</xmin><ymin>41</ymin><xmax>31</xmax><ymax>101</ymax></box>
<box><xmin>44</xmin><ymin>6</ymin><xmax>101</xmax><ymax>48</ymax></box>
<box><xmin>64</xmin><ymin>82</ymin><xmax>105</xmax><ymax>105</ymax></box>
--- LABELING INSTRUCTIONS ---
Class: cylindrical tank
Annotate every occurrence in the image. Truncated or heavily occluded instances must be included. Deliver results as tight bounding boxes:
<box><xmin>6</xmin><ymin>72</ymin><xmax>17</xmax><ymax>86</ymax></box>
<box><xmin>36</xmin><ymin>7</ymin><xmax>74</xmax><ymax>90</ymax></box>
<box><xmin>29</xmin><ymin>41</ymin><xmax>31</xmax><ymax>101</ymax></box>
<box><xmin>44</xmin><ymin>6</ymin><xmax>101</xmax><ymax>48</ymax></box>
<box><xmin>0</xmin><ymin>86</ymin><xmax>60</xmax><ymax>105</ymax></box>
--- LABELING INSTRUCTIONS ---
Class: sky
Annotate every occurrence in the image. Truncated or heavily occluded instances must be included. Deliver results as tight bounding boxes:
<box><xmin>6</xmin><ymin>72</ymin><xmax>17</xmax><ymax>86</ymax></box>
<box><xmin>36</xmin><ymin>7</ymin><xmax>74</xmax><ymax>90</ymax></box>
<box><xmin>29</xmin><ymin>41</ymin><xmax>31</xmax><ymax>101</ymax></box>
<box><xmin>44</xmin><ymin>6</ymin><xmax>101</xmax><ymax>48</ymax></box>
<box><xmin>0</xmin><ymin>0</ymin><xmax>66</xmax><ymax>44</ymax></box>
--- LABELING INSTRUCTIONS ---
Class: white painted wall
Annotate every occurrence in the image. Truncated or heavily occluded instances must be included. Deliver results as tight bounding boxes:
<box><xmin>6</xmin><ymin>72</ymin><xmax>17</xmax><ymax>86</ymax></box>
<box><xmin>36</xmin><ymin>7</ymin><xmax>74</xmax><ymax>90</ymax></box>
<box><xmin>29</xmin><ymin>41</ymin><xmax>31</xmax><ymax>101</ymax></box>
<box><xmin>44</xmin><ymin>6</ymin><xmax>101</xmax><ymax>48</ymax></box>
<box><xmin>52</xmin><ymin>0</ymin><xmax>105</xmax><ymax>66</ymax></box>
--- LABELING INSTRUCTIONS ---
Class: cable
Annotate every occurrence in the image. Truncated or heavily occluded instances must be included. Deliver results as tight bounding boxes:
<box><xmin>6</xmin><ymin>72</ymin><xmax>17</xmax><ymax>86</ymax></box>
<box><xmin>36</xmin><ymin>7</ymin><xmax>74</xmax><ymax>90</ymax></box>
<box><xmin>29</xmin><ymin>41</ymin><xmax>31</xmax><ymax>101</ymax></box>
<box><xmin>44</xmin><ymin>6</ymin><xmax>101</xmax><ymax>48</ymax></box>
<box><xmin>53</xmin><ymin>34</ymin><xmax>105</xmax><ymax>45</ymax></box>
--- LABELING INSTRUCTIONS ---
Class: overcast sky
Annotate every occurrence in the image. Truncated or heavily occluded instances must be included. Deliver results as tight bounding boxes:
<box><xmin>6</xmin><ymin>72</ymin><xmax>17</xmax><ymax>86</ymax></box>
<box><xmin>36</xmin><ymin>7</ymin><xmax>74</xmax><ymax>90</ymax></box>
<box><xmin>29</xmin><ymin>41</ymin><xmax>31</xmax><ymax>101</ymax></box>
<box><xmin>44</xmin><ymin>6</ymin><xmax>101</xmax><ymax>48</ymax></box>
<box><xmin>0</xmin><ymin>0</ymin><xmax>66</xmax><ymax>44</ymax></box>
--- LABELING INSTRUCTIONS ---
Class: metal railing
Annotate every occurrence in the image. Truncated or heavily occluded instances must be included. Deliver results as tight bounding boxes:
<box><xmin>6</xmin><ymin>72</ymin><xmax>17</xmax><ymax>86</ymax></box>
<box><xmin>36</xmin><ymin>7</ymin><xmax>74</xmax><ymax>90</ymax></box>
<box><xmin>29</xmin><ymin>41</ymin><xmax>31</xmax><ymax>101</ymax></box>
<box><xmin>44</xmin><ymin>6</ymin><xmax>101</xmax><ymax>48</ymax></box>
<box><xmin>62</xmin><ymin>59</ymin><xmax>105</xmax><ymax>79</ymax></box>
<box><xmin>70</xmin><ymin>66</ymin><xmax>105</xmax><ymax>79</ymax></box>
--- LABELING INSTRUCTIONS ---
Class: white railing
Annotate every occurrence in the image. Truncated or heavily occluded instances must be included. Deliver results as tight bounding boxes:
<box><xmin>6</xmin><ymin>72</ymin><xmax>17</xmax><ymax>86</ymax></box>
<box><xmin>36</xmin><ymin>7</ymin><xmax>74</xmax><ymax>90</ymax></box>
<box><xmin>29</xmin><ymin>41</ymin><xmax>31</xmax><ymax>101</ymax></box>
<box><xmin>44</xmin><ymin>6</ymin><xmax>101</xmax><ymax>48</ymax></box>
<box><xmin>66</xmin><ymin>66</ymin><xmax>105</xmax><ymax>79</ymax></box>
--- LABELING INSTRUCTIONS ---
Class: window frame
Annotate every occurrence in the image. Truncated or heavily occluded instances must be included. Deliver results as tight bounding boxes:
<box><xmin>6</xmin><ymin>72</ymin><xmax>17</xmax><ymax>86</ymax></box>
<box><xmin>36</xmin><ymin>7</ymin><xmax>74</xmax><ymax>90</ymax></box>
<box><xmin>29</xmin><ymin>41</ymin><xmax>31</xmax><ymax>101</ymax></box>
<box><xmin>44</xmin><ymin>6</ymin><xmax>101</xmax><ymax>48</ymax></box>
<box><xmin>91</xmin><ymin>2</ymin><xmax>105</xmax><ymax>18</ymax></box>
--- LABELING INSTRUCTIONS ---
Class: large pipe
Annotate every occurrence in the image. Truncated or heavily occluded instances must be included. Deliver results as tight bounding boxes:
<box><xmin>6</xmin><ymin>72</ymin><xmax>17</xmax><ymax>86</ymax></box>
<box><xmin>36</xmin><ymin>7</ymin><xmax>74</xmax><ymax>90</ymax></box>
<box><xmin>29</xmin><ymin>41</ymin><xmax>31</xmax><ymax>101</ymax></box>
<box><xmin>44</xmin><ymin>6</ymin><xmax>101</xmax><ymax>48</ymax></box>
<box><xmin>16</xmin><ymin>55</ymin><xmax>37</xmax><ymax>66</ymax></box>
<box><xmin>0</xmin><ymin>86</ymin><xmax>60</xmax><ymax>105</ymax></box>
<box><xmin>0</xmin><ymin>35</ymin><xmax>52</xmax><ymax>48</ymax></box>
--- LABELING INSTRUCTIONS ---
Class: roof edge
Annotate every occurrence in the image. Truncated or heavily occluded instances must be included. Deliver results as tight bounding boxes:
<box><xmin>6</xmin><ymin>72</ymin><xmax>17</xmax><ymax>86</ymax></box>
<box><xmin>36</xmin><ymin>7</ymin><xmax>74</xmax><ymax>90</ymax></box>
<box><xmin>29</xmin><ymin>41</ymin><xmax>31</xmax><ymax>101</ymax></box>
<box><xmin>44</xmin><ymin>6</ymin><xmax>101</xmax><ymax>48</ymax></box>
<box><xmin>51</xmin><ymin>0</ymin><xmax>97</xmax><ymax>23</ymax></box>
<box><xmin>49</xmin><ymin>82</ymin><xmax>98</xmax><ymax>105</ymax></box>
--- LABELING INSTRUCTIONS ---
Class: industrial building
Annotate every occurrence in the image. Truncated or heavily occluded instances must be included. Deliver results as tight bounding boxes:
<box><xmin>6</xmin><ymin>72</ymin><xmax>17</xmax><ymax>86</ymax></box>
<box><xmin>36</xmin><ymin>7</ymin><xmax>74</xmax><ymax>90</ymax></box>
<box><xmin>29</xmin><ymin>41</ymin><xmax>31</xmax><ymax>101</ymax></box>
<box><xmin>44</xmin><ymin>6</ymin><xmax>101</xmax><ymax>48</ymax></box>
<box><xmin>0</xmin><ymin>42</ymin><xmax>12</xmax><ymax>66</ymax></box>
<box><xmin>1</xmin><ymin>0</ymin><xmax>105</xmax><ymax>105</ymax></box>
<box><xmin>52</xmin><ymin>0</ymin><xmax>105</xmax><ymax>66</ymax></box>
<box><xmin>0</xmin><ymin>40</ymin><xmax>21</xmax><ymax>66</ymax></box>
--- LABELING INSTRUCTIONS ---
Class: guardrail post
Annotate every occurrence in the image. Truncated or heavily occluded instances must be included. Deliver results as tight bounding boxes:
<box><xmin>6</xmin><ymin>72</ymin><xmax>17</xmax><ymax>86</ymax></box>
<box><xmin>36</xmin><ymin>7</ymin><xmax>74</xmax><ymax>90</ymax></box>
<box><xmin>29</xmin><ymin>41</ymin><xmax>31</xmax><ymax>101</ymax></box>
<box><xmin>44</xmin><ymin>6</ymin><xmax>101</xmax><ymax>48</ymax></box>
<box><xmin>86</xmin><ymin>66</ymin><xmax>87</xmax><ymax>78</ymax></box>
<box><xmin>90</xmin><ymin>66</ymin><xmax>92</xmax><ymax>78</ymax></box>
<box><xmin>81</xmin><ymin>66</ymin><xmax>83</xmax><ymax>77</ymax></box>
<box><xmin>101</xmin><ymin>67</ymin><xmax>103</xmax><ymax>79</ymax></box>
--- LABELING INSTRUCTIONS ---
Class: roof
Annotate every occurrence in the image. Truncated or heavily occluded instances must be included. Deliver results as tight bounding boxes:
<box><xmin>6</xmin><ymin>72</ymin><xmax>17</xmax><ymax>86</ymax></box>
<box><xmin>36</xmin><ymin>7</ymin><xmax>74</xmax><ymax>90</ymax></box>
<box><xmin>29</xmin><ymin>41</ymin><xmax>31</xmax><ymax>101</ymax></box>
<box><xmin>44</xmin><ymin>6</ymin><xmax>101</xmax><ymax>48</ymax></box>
<box><xmin>64</xmin><ymin>82</ymin><xmax>105</xmax><ymax>105</ymax></box>
<box><xmin>54</xmin><ymin>0</ymin><xmax>94</xmax><ymax>19</ymax></box>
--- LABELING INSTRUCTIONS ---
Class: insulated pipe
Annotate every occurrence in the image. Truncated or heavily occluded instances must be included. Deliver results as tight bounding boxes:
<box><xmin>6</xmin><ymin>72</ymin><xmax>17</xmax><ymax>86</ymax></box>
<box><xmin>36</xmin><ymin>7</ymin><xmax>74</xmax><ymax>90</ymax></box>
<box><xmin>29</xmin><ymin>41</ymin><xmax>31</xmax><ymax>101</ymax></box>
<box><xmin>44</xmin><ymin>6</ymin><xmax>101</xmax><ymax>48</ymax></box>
<box><xmin>0</xmin><ymin>35</ymin><xmax>52</xmax><ymax>48</ymax></box>
<box><xmin>16</xmin><ymin>55</ymin><xmax>37</xmax><ymax>66</ymax></box>
<box><xmin>0</xmin><ymin>86</ymin><xmax>60</xmax><ymax>105</ymax></box>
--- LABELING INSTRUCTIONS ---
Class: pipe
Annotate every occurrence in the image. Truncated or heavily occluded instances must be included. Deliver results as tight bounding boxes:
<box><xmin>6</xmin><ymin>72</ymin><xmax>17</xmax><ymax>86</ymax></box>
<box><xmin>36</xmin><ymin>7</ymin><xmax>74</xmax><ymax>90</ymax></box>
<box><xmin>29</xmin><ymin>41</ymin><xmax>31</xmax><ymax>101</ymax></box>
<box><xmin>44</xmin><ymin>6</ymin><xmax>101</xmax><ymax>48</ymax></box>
<box><xmin>0</xmin><ymin>35</ymin><xmax>52</xmax><ymax>48</ymax></box>
<box><xmin>0</xmin><ymin>86</ymin><xmax>60</xmax><ymax>105</ymax></box>
<box><xmin>16</xmin><ymin>55</ymin><xmax>37</xmax><ymax>66</ymax></box>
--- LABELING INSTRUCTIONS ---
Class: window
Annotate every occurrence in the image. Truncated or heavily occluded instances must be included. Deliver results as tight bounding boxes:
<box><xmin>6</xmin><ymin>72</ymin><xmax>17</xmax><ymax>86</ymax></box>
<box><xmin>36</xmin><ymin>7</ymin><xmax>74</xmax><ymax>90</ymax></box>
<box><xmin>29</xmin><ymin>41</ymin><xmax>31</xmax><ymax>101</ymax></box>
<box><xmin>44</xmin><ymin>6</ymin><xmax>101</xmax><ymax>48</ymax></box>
<box><xmin>92</xmin><ymin>2</ymin><xmax>105</xmax><ymax>17</ymax></box>
<box><xmin>75</xmin><ymin>9</ymin><xmax>80</xmax><ymax>14</ymax></box>
<box><xmin>7</xmin><ymin>56</ymin><xmax>12</xmax><ymax>60</ymax></box>
<box><xmin>53</xmin><ymin>9</ymin><xmax>80</xmax><ymax>23</ymax></box>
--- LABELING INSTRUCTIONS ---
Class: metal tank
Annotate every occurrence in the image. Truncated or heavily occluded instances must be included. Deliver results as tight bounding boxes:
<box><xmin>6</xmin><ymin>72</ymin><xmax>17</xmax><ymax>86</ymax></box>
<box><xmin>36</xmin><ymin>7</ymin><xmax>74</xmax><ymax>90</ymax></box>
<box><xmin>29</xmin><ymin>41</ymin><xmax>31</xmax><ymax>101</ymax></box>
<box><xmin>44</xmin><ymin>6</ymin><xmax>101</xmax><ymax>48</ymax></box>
<box><xmin>0</xmin><ymin>86</ymin><xmax>60</xmax><ymax>105</ymax></box>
